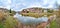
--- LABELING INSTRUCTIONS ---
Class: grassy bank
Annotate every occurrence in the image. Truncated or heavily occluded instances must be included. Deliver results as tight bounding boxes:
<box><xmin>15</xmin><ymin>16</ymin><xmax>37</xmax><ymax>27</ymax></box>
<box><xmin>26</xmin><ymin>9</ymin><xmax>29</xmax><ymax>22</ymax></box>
<box><xmin>50</xmin><ymin>20</ymin><xmax>57</xmax><ymax>28</ymax></box>
<box><xmin>0</xmin><ymin>15</ymin><xmax>19</xmax><ymax>28</ymax></box>
<box><xmin>0</xmin><ymin>11</ymin><xmax>18</xmax><ymax>28</ymax></box>
<box><xmin>21</xmin><ymin>13</ymin><xmax>53</xmax><ymax>18</ymax></box>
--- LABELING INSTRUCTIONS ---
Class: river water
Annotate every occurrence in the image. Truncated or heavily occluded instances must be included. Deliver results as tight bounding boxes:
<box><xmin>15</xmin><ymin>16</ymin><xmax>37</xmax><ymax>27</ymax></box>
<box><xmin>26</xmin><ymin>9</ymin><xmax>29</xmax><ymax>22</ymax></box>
<box><xmin>14</xmin><ymin>13</ymin><xmax>48</xmax><ymax>25</ymax></box>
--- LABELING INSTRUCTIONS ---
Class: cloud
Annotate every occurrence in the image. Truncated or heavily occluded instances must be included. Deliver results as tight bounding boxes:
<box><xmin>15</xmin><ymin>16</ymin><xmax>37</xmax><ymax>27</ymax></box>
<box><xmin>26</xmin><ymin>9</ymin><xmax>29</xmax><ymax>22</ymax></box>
<box><xmin>7</xmin><ymin>0</ymin><xmax>11</xmax><ymax>4</ymax></box>
<box><xmin>0</xmin><ymin>0</ymin><xmax>11</xmax><ymax>8</ymax></box>
<box><xmin>57</xmin><ymin>0</ymin><xmax>60</xmax><ymax>4</ymax></box>
<box><xmin>10</xmin><ymin>0</ymin><xmax>60</xmax><ymax>11</ymax></box>
<box><xmin>0</xmin><ymin>0</ymin><xmax>60</xmax><ymax>11</ymax></box>
<box><xmin>26</xmin><ymin>2</ymin><xmax>41</xmax><ymax>7</ymax></box>
<box><xmin>6</xmin><ymin>5</ymin><xmax>10</xmax><ymax>9</ymax></box>
<box><xmin>48</xmin><ymin>5</ymin><xmax>54</xmax><ymax>8</ymax></box>
<box><xmin>42</xmin><ymin>0</ymin><xmax>48</xmax><ymax>5</ymax></box>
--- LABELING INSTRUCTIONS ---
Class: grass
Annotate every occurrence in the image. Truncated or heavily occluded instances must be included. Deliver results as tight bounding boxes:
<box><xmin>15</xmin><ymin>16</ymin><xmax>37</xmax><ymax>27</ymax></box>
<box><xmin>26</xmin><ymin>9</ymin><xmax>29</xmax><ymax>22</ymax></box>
<box><xmin>0</xmin><ymin>11</ymin><xmax>18</xmax><ymax>28</ymax></box>
<box><xmin>0</xmin><ymin>22</ymin><xmax>4</xmax><ymax>28</ymax></box>
<box><xmin>21</xmin><ymin>13</ymin><xmax>44</xmax><ymax>18</ymax></box>
<box><xmin>50</xmin><ymin>20</ymin><xmax>58</xmax><ymax>28</ymax></box>
<box><xmin>21</xmin><ymin>13</ymin><xmax>53</xmax><ymax>18</ymax></box>
<box><xmin>4</xmin><ymin>16</ymin><xmax>18</xmax><ymax>28</ymax></box>
<box><xmin>0</xmin><ymin>15</ymin><xmax>18</xmax><ymax>28</ymax></box>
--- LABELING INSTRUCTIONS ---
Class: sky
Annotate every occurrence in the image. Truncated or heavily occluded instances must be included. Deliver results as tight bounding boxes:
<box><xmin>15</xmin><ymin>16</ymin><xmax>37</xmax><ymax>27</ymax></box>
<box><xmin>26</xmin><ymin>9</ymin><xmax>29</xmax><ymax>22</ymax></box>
<box><xmin>0</xmin><ymin>0</ymin><xmax>60</xmax><ymax>11</ymax></box>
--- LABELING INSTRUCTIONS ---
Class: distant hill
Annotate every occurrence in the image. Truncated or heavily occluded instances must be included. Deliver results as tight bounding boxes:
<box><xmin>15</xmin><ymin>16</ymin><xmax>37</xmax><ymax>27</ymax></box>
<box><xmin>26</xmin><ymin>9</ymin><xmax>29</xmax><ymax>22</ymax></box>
<box><xmin>17</xmin><ymin>7</ymin><xmax>55</xmax><ymax>18</ymax></box>
<box><xmin>18</xmin><ymin>7</ymin><xmax>54</xmax><ymax>14</ymax></box>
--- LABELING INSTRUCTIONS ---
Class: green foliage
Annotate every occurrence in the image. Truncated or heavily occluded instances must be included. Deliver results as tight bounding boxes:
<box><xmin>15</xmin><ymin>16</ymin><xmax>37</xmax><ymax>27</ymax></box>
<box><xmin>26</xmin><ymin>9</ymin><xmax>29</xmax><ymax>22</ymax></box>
<box><xmin>50</xmin><ymin>20</ymin><xmax>57</xmax><ymax>28</ymax></box>
<box><xmin>47</xmin><ymin>9</ymin><xmax>54</xmax><ymax>13</ymax></box>
<box><xmin>9</xmin><ymin>10</ymin><xmax>16</xmax><ymax>16</ymax></box>
<box><xmin>0</xmin><ymin>12</ymin><xmax>8</xmax><ymax>21</ymax></box>
<box><xmin>47</xmin><ymin>13</ymin><xmax>53</xmax><ymax>17</ymax></box>
<box><xmin>21</xmin><ymin>12</ymin><xmax>54</xmax><ymax>18</ymax></box>
<box><xmin>42</xmin><ymin>9</ymin><xmax>44</xmax><ymax>12</ymax></box>
<box><xmin>4</xmin><ymin>16</ymin><xmax>18</xmax><ymax>28</ymax></box>
<box><xmin>0</xmin><ymin>12</ymin><xmax>18</xmax><ymax>28</ymax></box>
<box><xmin>21</xmin><ymin>13</ymin><xmax>45</xmax><ymax>18</ymax></box>
<box><xmin>0</xmin><ymin>22</ymin><xmax>4</xmax><ymax>28</ymax></box>
<box><xmin>0</xmin><ymin>8</ymin><xmax>17</xmax><ymax>28</ymax></box>
<box><xmin>9</xmin><ymin>9</ymin><xmax>12</xmax><ymax>13</ymax></box>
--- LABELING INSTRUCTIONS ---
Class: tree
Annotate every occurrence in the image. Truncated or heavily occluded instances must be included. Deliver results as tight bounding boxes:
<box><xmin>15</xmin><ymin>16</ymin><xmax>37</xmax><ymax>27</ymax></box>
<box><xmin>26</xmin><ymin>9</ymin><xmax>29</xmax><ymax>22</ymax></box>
<box><xmin>47</xmin><ymin>9</ymin><xmax>53</xmax><ymax>13</ymax></box>
<box><xmin>58</xmin><ymin>6</ymin><xmax>60</xmax><ymax>17</ymax></box>
<box><xmin>9</xmin><ymin>9</ymin><xmax>12</xmax><ymax>13</ymax></box>
<box><xmin>58</xmin><ymin>5</ymin><xmax>60</xmax><ymax>10</ymax></box>
<box><xmin>55</xmin><ymin>1</ymin><xmax>60</xmax><ymax>17</ymax></box>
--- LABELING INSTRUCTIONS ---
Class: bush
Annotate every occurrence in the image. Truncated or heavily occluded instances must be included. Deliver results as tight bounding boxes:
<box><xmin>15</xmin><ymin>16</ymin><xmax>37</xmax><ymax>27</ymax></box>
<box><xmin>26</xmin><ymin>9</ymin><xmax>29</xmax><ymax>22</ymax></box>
<box><xmin>21</xmin><ymin>13</ymin><xmax>45</xmax><ymax>18</ymax></box>
<box><xmin>0</xmin><ymin>12</ymin><xmax>7</xmax><ymax>21</ymax></box>
<box><xmin>4</xmin><ymin>16</ymin><xmax>19</xmax><ymax>28</ymax></box>
<box><xmin>0</xmin><ymin>22</ymin><xmax>4</xmax><ymax>28</ymax></box>
<box><xmin>47</xmin><ymin>9</ymin><xmax>54</xmax><ymax>13</ymax></box>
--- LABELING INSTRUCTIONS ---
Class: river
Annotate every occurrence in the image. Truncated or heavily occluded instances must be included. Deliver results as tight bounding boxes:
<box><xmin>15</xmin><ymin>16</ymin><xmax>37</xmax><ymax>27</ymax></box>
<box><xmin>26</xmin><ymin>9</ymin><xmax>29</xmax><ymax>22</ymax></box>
<box><xmin>14</xmin><ymin>13</ymin><xmax>48</xmax><ymax>25</ymax></box>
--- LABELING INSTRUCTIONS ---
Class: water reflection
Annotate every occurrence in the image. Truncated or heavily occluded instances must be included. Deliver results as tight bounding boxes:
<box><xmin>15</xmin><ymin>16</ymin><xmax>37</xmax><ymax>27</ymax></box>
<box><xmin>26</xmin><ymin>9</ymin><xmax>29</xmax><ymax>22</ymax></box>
<box><xmin>14</xmin><ymin>13</ymin><xmax>48</xmax><ymax>25</ymax></box>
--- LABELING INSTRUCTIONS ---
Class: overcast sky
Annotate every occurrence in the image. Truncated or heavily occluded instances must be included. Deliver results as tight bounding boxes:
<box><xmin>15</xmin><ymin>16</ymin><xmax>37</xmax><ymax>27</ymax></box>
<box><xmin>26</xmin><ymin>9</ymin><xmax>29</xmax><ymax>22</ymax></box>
<box><xmin>0</xmin><ymin>0</ymin><xmax>60</xmax><ymax>11</ymax></box>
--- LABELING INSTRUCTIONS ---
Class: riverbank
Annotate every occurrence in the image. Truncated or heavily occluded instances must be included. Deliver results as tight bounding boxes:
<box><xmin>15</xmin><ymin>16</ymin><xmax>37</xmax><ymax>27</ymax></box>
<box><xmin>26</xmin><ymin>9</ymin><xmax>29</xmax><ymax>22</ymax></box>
<box><xmin>21</xmin><ymin>13</ymin><xmax>54</xmax><ymax>18</ymax></box>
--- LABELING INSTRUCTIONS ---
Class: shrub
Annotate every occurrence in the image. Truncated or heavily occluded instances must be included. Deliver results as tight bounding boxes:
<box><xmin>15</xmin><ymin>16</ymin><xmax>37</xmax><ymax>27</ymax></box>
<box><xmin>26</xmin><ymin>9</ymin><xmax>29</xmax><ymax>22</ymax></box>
<box><xmin>0</xmin><ymin>12</ymin><xmax>7</xmax><ymax>21</ymax></box>
<box><xmin>4</xmin><ymin>16</ymin><xmax>19</xmax><ymax>28</ymax></box>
